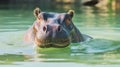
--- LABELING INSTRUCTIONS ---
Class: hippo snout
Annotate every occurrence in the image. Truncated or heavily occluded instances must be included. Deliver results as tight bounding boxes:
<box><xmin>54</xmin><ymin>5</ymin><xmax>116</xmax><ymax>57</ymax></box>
<box><xmin>35</xmin><ymin>24</ymin><xmax>71</xmax><ymax>48</ymax></box>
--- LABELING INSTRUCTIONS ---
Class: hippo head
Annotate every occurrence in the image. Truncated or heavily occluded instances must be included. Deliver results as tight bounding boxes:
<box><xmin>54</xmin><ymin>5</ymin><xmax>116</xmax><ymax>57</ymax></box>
<box><xmin>25</xmin><ymin>8</ymin><xmax>81</xmax><ymax>48</ymax></box>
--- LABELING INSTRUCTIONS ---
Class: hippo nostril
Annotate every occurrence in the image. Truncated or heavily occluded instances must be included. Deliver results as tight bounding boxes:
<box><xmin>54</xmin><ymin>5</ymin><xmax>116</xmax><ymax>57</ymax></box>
<box><xmin>43</xmin><ymin>26</ymin><xmax>47</xmax><ymax>32</ymax></box>
<box><xmin>57</xmin><ymin>26</ymin><xmax>62</xmax><ymax>32</ymax></box>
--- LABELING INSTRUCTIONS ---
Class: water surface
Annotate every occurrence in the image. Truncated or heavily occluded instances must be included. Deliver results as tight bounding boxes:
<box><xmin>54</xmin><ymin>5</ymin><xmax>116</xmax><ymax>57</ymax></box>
<box><xmin>0</xmin><ymin>7</ymin><xmax>120</xmax><ymax>67</ymax></box>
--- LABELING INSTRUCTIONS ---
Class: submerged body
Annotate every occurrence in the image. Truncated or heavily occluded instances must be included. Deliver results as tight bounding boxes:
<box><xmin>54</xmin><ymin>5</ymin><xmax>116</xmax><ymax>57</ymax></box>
<box><xmin>24</xmin><ymin>8</ymin><xmax>92</xmax><ymax>48</ymax></box>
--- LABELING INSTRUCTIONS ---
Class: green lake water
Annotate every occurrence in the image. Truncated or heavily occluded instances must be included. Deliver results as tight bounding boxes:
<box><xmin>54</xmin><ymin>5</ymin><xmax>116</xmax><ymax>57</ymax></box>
<box><xmin>0</xmin><ymin>7</ymin><xmax>120</xmax><ymax>67</ymax></box>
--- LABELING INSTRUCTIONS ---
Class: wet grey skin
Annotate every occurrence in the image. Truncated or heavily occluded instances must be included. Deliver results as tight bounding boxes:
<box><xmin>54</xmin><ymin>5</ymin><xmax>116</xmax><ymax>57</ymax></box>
<box><xmin>25</xmin><ymin>8</ymin><xmax>92</xmax><ymax>48</ymax></box>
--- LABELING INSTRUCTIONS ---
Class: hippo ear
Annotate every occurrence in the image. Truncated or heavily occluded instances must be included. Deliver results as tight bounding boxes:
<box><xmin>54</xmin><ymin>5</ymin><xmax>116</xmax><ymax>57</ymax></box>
<box><xmin>33</xmin><ymin>7</ymin><xmax>41</xmax><ymax>18</ymax></box>
<box><xmin>67</xmin><ymin>10</ymin><xmax>74</xmax><ymax>18</ymax></box>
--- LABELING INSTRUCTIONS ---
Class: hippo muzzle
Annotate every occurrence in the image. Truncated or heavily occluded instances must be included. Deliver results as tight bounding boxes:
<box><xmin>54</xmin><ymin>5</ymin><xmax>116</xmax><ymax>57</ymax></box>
<box><xmin>35</xmin><ymin>22</ymin><xmax>71</xmax><ymax>48</ymax></box>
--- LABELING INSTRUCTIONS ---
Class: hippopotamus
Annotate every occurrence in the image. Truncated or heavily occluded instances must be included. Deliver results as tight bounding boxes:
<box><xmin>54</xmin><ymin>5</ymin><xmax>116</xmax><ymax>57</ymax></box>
<box><xmin>24</xmin><ymin>8</ymin><xmax>92</xmax><ymax>48</ymax></box>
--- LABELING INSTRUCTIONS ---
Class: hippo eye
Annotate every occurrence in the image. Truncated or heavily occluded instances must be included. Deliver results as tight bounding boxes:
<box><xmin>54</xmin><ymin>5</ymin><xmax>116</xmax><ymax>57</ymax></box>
<box><xmin>65</xmin><ymin>18</ymin><xmax>71</xmax><ymax>26</ymax></box>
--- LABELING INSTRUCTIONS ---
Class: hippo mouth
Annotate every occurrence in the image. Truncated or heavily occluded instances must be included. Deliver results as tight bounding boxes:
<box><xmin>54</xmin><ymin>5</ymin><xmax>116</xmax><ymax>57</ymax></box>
<box><xmin>35</xmin><ymin>38</ymin><xmax>71</xmax><ymax>48</ymax></box>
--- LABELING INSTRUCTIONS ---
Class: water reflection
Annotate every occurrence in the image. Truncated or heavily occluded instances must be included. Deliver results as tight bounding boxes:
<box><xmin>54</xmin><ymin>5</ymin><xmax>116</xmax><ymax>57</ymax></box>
<box><xmin>33</xmin><ymin>45</ymin><xmax>120</xmax><ymax>64</ymax></box>
<box><xmin>0</xmin><ymin>54</ymin><xmax>30</xmax><ymax>65</ymax></box>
